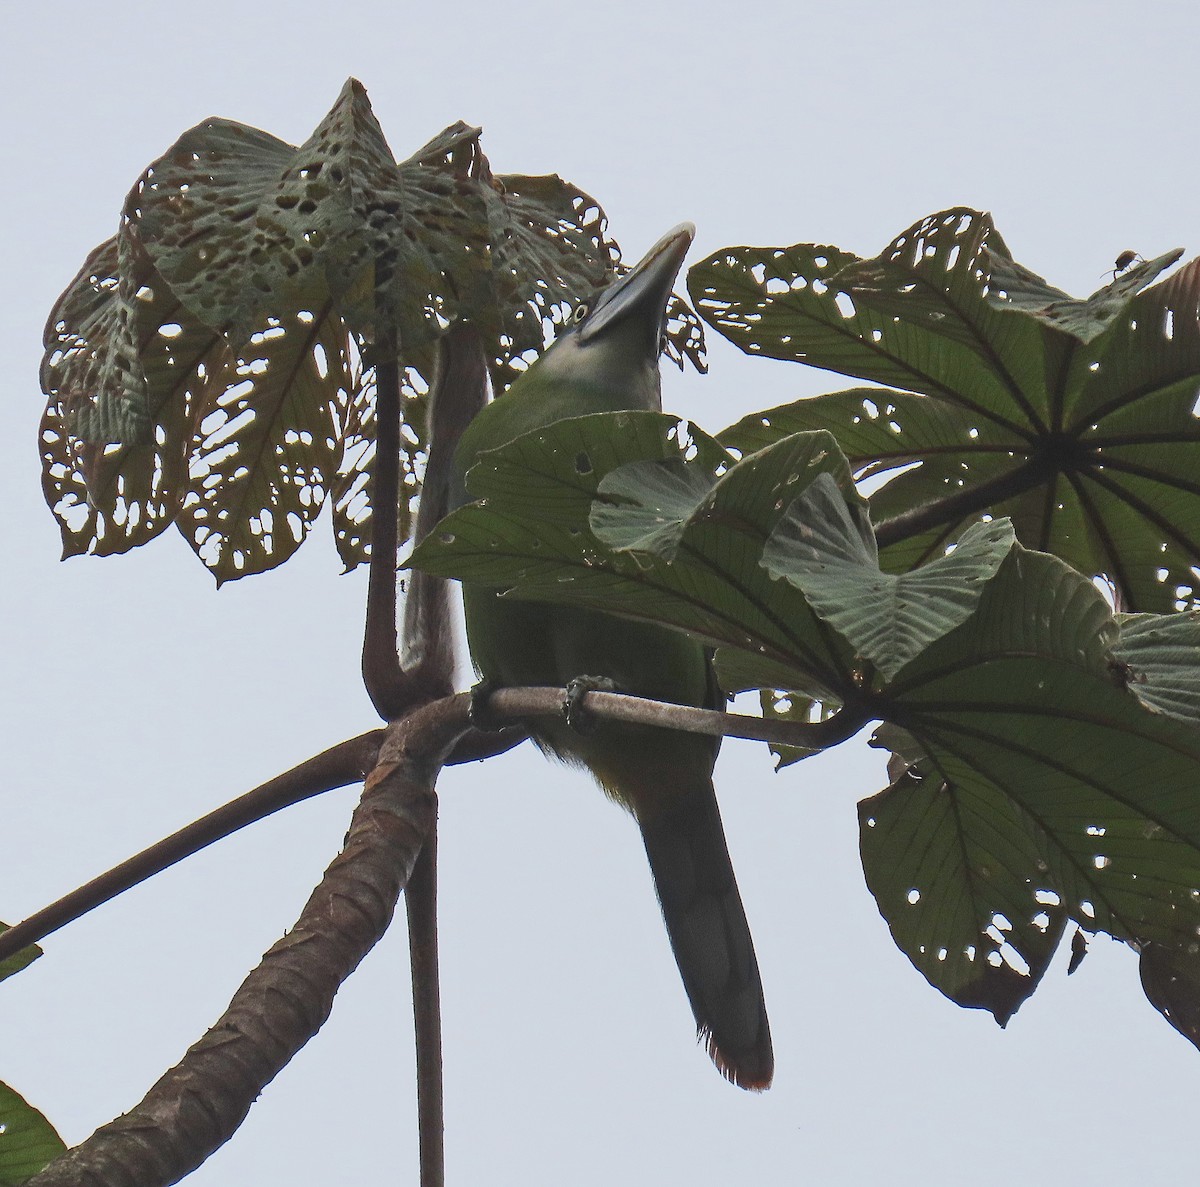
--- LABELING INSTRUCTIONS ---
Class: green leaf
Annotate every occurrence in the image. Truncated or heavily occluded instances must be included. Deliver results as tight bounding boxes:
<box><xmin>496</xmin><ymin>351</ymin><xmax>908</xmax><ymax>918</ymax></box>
<box><xmin>129</xmin><ymin>80</ymin><xmax>485</xmax><ymax>346</ymax></box>
<box><xmin>1112</xmin><ymin>611</ymin><xmax>1200</xmax><ymax>725</ymax></box>
<box><xmin>691</xmin><ymin>210</ymin><xmax>1047</xmax><ymax>424</ymax></box>
<box><xmin>1139</xmin><ymin>941</ymin><xmax>1200</xmax><ymax>1052</ymax></box>
<box><xmin>0</xmin><ymin>925</ymin><xmax>39</xmax><ymax>984</ymax></box>
<box><xmin>0</xmin><ymin>1082</ymin><xmax>65</xmax><ymax>1185</ymax></box>
<box><xmin>695</xmin><ymin>208</ymin><xmax>1200</xmax><ymax>612</ymax></box>
<box><xmin>887</xmin><ymin>547</ymin><xmax>1200</xmax><ymax>949</ymax></box>
<box><xmin>590</xmin><ymin>459</ymin><xmax>719</xmax><ymax>560</ymax></box>
<box><xmin>761</xmin><ymin>473</ymin><xmax>1014</xmax><ymax>679</ymax></box>
<box><xmin>859</xmin><ymin>762</ymin><xmax>1067</xmax><ymax>1025</ymax></box>
<box><xmin>985</xmin><ymin>247</ymin><xmax>1184</xmax><ymax>344</ymax></box>
<box><xmin>412</xmin><ymin>415</ymin><xmax>857</xmax><ymax>697</ymax></box>
<box><xmin>39</xmin><ymin>80</ymin><xmax>636</xmax><ymax>581</ymax></box>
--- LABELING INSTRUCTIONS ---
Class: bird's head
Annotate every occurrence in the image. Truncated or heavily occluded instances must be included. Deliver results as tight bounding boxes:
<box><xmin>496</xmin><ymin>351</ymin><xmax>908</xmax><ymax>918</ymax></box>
<box><xmin>532</xmin><ymin>222</ymin><xmax>695</xmax><ymax>408</ymax></box>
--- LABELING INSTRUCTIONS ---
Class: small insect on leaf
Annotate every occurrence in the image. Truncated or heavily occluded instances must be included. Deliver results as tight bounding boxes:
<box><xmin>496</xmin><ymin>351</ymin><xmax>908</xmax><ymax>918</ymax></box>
<box><xmin>1110</xmin><ymin>249</ymin><xmax>1144</xmax><ymax>279</ymax></box>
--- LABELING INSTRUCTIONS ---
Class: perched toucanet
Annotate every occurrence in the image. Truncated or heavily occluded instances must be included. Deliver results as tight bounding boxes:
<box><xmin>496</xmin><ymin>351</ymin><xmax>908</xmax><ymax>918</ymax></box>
<box><xmin>451</xmin><ymin>224</ymin><xmax>773</xmax><ymax>1090</ymax></box>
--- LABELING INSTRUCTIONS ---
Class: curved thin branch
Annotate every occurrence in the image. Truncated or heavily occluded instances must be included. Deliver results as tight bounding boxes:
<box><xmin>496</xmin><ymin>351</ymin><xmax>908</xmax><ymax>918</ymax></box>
<box><xmin>0</xmin><ymin>731</ymin><xmax>384</xmax><ymax>968</ymax></box>
<box><xmin>0</xmin><ymin>691</ymin><xmax>856</xmax><ymax>969</ymax></box>
<box><xmin>25</xmin><ymin>698</ymin><xmax>473</xmax><ymax>1187</ymax></box>
<box><xmin>18</xmin><ymin>686</ymin><xmax>865</xmax><ymax>1185</ymax></box>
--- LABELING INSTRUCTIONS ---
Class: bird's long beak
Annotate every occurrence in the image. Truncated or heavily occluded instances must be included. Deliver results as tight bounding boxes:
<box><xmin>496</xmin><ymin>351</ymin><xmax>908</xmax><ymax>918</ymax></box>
<box><xmin>578</xmin><ymin>222</ymin><xmax>695</xmax><ymax>353</ymax></box>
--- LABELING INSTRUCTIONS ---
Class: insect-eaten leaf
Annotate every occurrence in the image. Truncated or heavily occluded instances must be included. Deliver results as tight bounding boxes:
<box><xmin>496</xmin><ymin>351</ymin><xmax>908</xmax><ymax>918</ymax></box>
<box><xmin>41</xmin><ymin>78</ymin><xmax>668</xmax><ymax>582</ymax></box>
<box><xmin>695</xmin><ymin>208</ymin><xmax>1200</xmax><ymax>612</ymax></box>
<box><xmin>984</xmin><ymin>247</ymin><xmax>1184</xmax><ymax>344</ymax></box>
<box><xmin>859</xmin><ymin>764</ymin><xmax>1066</xmax><ymax>1026</ymax></box>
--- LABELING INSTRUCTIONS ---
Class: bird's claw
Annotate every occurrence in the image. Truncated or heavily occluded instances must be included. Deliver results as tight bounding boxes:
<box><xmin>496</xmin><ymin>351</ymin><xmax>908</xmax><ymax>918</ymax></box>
<box><xmin>563</xmin><ymin>675</ymin><xmax>619</xmax><ymax>735</ymax></box>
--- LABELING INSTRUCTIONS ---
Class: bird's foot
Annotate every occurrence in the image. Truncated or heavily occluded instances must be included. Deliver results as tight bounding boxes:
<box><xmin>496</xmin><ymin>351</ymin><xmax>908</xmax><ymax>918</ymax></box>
<box><xmin>468</xmin><ymin>678</ymin><xmax>505</xmax><ymax>732</ymax></box>
<box><xmin>563</xmin><ymin>675</ymin><xmax>619</xmax><ymax>735</ymax></box>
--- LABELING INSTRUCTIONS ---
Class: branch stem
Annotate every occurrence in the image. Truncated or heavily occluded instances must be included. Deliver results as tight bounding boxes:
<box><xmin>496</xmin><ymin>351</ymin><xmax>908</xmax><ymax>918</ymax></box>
<box><xmin>874</xmin><ymin>454</ymin><xmax>1050</xmax><ymax>548</ymax></box>
<box><xmin>0</xmin><ymin>731</ymin><xmax>383</xmax><ymax>967</ymax></box>
<box><xmin>361</xmin><ymin>332</ymin><xmax>405</xmax><ymax>717</ymax></box>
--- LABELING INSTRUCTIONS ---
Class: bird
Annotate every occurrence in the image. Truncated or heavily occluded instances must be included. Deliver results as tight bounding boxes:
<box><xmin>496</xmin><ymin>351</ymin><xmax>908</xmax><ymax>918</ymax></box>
<box><xmin>450</xmin><ymin>223</ymin><xmax>773</xmax><ymax>1090</ymax></box>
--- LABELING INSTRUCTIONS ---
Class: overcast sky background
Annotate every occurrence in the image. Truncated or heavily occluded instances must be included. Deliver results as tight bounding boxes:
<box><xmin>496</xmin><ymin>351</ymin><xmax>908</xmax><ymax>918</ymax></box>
<box><xmin>3</xmin><ymin>3</ymin><xmax>1199</xmax><ymax>1183</ymax></box>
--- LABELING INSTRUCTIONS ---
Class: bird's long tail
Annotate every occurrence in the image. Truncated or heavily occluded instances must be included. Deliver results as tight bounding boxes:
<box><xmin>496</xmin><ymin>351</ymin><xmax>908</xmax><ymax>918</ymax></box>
<box><xmin>638</xmin><ymin>783</ymin><xmax>773</xmax><ymax>1090</ymax></box>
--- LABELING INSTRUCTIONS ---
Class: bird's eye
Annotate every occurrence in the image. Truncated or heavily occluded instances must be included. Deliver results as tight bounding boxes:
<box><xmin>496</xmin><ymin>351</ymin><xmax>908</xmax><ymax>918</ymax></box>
<box><xmin>571</xmin><ymin>302</ymin><xmax>590</xmax><ymax>324</ymax></box>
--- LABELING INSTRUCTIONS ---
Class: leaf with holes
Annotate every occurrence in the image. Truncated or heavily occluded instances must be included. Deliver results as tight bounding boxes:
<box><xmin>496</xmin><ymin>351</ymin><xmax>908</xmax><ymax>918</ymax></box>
<box><xmin>40</xmin><ymin>237</ymin><xmax>227</xmax><ymax>558</ymax></box>
<box><xmin>859</xmin><ymin>761</ymin><xmax>1067</xmax><ymax>1025</ymax></box>
<box><xmin>476</xmin><ymin>171</ymin><xmax>616</xmax><ymax>390</ymax></box>
<box><xmin>179</xmin><ymin>305</ymin><xmax>348</xmax><ymax>582</ymax></box>
<box><xmin>985</xmin><ymin>247</ymin><xmax>1183</xmax><ymax>344</ymax></box>
<box><xmin>0</xmin><ymin>1081</ymin><xmax>65</xmax><ymax>1185</ymax></box>
<box><xmin>40</xmin><ymin>79</ymin><xmax>642</xmax><ymax>581</ymax></box>
<box><xmin>693</xmin><ymin>208</ymin><xmax>1200</xmax><ymax>611</ymax></box>
<box><xmin>414</xmin><ymin>404</ymin><xmax>1200</xmax><ymax>1037</ymax></box>
<box><xmin>886</xmin><ymin>546</ymin><xmax>1200</xmax><ymax>952</ymax></box>
<box><xmin>127</xmin><ymin>79</ymin><xmax>485</xmax><ymax>347</ymax></box>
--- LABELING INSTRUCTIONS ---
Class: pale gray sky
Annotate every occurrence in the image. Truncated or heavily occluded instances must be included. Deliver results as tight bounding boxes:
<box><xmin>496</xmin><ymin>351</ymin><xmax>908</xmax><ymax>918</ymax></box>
<box><xmin>3</xmin><ymin>2</ymin><xmax>1198</xmax><ymax>1183</ymax></box>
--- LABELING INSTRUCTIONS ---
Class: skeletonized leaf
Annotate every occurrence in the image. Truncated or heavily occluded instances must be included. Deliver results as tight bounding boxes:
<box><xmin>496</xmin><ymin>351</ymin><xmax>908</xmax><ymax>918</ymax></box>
<box><xmin>127</xmin><ymin>80</ymin><xmax>484</xmax><ymax>347</ymax></box>
<box><xmin>178</xmin><ymin>304</ymin><xmax>348</xmax><ymax>582</ymax></box>
<box><xmin>39</xmin><ymin>80</ymin><xmax>642</xmax><ymax>581</ymax></box>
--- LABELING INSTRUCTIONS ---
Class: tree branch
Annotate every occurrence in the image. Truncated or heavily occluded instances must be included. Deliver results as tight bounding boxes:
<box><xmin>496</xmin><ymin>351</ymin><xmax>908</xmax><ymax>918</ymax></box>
<box><xmin>481</xmin><ymin>686</ymin><xmax>873</xmax><ymax>751</ymax></box>
<box><xmin>0</xmin><ymin>690</ymin><xmax>856</xmax><ymax>970</ymax></box>
<box><xmin>17</xmin><ymin>687</ymin><xmax>867</xmax><ymax>1184</ymax></box>
<box><xmin>0</xmin><ymin>731</ymin><xmax>384</xmax><ymax>968</ymax></box>
<box><xmin>25</xmin><ymin>698</ymin><xmax>472</xmax><ymax>1187</ymax></box>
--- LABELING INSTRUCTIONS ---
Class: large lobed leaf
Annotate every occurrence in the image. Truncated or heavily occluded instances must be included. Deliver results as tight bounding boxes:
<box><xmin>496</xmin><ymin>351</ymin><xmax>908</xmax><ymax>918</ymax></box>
<box><xmin>415</xmin><ymin>410</ymin><xmax>1200</xmax><ymax>1029</ymax></box>
<box><xmin>40</xmin><ymin>78</ymin><xmax>704</xmax><ymax>581</ymax></box>
<box><xmin>696</xmin><ymin>208</ymin><xmax>1200</xmax><ymax>612</ymax></box>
